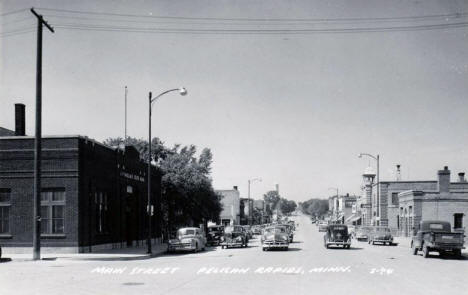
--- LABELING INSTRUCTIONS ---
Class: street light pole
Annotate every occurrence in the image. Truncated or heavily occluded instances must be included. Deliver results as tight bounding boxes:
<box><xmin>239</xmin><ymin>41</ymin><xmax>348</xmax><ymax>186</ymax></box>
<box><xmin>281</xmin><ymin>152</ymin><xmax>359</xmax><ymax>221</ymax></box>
<box><xmin>147</xmin><ymin>88</ymin><xmax>187</xmax><ymax>254</ymax></box>
<box><xmin>359</xmin><ymin>153</ymin><xmax>380</xmax><ymax>226</ymax></box>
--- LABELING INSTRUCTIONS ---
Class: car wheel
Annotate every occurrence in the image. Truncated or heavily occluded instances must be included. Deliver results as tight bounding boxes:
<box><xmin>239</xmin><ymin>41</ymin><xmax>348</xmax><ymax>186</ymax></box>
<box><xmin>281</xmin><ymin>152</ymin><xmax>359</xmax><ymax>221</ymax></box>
<box><xmin>422</xmin><ymin>245</ymin><xmax>429</xmax><ymax>258</ymax></box>
<box><xmin>221</xmin><ymin>245</ymin><xmax>225</xmax><ymax>249</ymax></box>
<box><xmin>453</xmin><ymin>249</ymin><xmax>462</xmax><ymax>258</ymax></box>
<box><xmin>411</xmin><ymin>242</ymin><xmax>418</xmax><ymax>255</ymax></box>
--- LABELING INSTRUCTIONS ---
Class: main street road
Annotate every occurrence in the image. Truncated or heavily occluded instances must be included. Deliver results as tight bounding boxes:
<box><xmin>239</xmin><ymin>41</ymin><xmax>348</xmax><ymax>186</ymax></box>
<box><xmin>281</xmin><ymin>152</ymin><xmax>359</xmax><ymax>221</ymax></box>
<box><xmin>1</xmin><ymin>214</ymin><xmax>467</xmax><ymax>295</ymax></box>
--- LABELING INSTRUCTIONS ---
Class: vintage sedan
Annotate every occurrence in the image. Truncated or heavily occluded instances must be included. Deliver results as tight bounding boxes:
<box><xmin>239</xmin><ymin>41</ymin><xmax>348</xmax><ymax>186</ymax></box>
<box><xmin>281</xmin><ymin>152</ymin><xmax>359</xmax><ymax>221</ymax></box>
<box><xmin>207</xmin><ymin>225</ymin><xmax>224</xmax><ymax>246</ymax></box>
<box><xmin>368</xmin><ymin>226</ymin><xmax>395</xmax><ymax>245</ymax></box>
<box><xmin>220</xmin><ymin>225</ymin><xmax>248</xmax><ymax>248</ymax></box>
<box><xmin>324</xmin><ymin>224</ymin><xmax>351</xmax><ymax>249</ymax></box>
<box><xmin>261</xmin><ymin>226</ymin><xmax>289</xmax><ymax>251</ymax></box>
<box><xmin>355</xmin><ymin>226</ymin><xmax>373</xmax><ymax>241</ymax></box>
<box><xmin>167</xmin><ymin>227</ymin><xmax>206</xmax><ymax>253</ymax></box>
<box><xmin>251</xmin><ymin>225</ymin><xmax>262</xmax><ymax>235</ymax></box>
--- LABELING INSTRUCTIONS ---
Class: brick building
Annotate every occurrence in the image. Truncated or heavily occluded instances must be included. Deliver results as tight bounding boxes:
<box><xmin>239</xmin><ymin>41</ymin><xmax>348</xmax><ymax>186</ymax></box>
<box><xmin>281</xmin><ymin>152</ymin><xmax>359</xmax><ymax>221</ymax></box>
<box><xmin>398</xmin><ymin>167</ymin><xmax>468</xmax><ymax>237</ymax></box>
<box><xmin>0</xmin><ymin>106</ymin><xmax>162</xmax><ymax>253</ymax></box>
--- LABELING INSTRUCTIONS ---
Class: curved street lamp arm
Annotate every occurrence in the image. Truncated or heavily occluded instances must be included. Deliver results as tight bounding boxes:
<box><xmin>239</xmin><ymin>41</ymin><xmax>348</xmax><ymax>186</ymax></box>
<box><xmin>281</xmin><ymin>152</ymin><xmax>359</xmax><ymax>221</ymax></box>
<box><xmin>358</xmin><ymin>153</ymin><xmax>377</xmax><ymax>160</ymax></box>
<box><xmin>150</xmin><ymin>88</ymin><xmax>180</xmax><ymax>104</ymax></box>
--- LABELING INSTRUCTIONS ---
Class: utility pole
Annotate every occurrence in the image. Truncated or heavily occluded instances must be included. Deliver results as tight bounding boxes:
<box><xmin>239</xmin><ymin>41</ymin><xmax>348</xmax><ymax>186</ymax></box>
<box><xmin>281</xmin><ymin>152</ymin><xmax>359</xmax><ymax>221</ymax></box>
<box><xmin>31</xmin><ymin>8</ymin><xmax>54</xmax><ymax>261</ymax></box>
<box><xmin>124</xmin><ymin>86</ymin><xmax>128</xmax><ymax>142</ymax></box>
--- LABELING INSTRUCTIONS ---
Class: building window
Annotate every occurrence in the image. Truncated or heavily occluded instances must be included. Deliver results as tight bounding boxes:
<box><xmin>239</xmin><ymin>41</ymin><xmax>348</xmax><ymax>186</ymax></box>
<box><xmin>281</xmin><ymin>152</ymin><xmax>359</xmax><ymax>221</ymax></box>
<box><xmin>41</xmin><ymin>189</ymin><xmax>65</xmax><ymax>234</ymax></box>
<box><xmin>0</xmin><ymin>189</ymin><xmax>11</xmax><ymax>234</ymax></box>
<box><xmin>95</xmin><ymin>192</ymin><xmax>108</xmax><ymax>233</ymax></box>
<box><xmin>454</xmin><ymin>213</ymin><xmax>464</xmax><ymax>229</ymax></box>
<box><xmin>391</xmin><ymin>193</ymin><xmax>399</xmax><ymax>206</ymax></box>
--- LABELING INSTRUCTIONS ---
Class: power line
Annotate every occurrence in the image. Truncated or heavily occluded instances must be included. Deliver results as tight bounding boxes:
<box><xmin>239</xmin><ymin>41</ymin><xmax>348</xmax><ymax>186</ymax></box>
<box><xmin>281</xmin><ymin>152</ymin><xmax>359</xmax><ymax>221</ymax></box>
<box><xmin>0</xmin><ymin>8</ymin><xmax>28</xmax><ymax>17</ymax></box>
<box><xmin>36</xmin><ymin>7</ymin><xmax>468</xmax><ymax>23</ymax></box>
<box><xmin>51</xmin><ymin>21</ymin><xmax>468</xmax><ymax>35</ymax></box>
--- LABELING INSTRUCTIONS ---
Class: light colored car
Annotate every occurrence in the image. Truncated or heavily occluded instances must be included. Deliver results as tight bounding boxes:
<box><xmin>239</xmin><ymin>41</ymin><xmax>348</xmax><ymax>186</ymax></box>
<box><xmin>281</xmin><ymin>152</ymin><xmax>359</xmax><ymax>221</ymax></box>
<box><xmin>355</xmin><ymin>226</ymin><xmax>373</xmax><ymax>241</ymax></box>
<box><xmin>261</xmin><ymin>226</ymin><xmax>289</xmax><ymax>251</ymax></box>
<box><xmin>167</xmin><ymin>227</ymin><xmax>206</xmax><ymax>253</ymax></box>
<box><xmin>368</xmin><ymin>226</ymin><xmax>394</xmax><ymax>245</ymax></box>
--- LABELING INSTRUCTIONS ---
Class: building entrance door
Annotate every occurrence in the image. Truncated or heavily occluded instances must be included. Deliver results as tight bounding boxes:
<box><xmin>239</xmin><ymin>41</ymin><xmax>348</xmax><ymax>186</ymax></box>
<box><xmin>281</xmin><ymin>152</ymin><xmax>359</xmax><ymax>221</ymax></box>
<box><xmin>125</xmin><ymin>190</ymin><xmax>138</xmax><ymax>247</ymax></box>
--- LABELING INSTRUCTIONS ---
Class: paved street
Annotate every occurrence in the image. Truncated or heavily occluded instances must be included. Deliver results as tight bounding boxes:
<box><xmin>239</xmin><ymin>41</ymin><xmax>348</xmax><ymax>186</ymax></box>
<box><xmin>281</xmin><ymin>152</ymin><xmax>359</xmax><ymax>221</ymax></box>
<box><xmin>1</xmin><ymin>214</ymin><xmax>467</xmax><ymax>295</ymax></box>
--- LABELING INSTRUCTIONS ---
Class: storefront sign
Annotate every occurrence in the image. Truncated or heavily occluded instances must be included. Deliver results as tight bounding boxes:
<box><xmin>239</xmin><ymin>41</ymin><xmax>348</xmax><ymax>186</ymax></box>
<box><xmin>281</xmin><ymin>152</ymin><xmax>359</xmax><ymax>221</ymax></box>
<box><xmin>120</xmin><ymin>171</ymin><xmax>145</xmax><ymax>182</ymax></box>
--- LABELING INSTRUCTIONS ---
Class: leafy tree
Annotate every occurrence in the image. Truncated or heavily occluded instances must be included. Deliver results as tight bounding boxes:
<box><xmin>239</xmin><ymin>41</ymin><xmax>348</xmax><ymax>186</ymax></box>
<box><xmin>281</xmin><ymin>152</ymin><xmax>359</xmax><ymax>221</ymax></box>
<box><xmin>300</xmin><ymin>198</ymin><xmax>329</xmax><ymax>218</ymax></box>
<box><xmin>104</xmin><ymin>136</ymin><xmax>223</xmax><ymax>235</ymax></box>
<box><xmin>280</xmin><ymin>198</ymin><xmax>297</xmax><ymax>215</ymax></box>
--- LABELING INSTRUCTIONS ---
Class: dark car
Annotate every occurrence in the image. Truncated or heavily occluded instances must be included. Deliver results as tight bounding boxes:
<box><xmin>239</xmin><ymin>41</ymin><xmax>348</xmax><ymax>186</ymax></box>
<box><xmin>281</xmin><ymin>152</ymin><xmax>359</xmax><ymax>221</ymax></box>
<box><xmin>411</xmin><ymin>220</ymin><xmax>465</xmax><ymax>258</ymax></box>
<box><xmin>220</xmin><ymin>225</ymin><xmax>248</xmax><ymax>249</ymax></box>
<box><xmin>324</xmin><ymin>224</ymin><xmax>351</xmax><ymax>249</ymax></box>
<box><xmin>368</xmin><ymin>226</ymin><xmax>395</xmax><ymax>245</ymax></box>
<box><xmin>207</xmin><ymin>225</ymin><xmax>224</xmax><ymax>246</ymax></box>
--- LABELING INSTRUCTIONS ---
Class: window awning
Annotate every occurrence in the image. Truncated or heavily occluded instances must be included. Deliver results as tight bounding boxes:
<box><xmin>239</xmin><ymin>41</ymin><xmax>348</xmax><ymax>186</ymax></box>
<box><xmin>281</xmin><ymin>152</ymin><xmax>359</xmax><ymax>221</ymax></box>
<box><xmin>345</xmin><ymin>214</ymin><xmax>361</xmax><ymax>223</ymax></box>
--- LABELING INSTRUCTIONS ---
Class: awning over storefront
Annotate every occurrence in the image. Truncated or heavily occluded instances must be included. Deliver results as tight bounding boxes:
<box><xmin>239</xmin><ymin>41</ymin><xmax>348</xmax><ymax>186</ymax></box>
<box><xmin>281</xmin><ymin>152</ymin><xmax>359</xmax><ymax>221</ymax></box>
<box><xmin>345</xmin><ymin>214</ymin><xmax>361</xmax><ymax>223</ymax></box>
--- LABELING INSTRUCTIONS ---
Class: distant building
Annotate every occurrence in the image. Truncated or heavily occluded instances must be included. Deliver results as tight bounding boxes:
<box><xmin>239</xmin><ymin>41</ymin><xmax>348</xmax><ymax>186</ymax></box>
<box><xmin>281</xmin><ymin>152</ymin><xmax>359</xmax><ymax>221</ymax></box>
<box><xmin>329</xmin><ymin>194</ymin><xmax>358</xmax><ymax>224</ymax></box>
<box><xmin>216</xmin><ymin>186</ymin><xmax>240</xmax><ymax>226</ymax></box>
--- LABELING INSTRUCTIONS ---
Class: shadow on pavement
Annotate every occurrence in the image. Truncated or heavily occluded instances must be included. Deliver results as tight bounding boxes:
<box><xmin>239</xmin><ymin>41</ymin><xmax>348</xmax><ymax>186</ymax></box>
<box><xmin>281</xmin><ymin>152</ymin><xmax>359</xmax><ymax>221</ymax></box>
<box><xmin>0</xmin><ymin>257</ymin><xmax>12</xmax><ymax>263</ymax></box>
<box><xmin>325</xmin><ymin>247</ymin><xmax>364</xmax><ymax>250</ymax></box>
<box><xmin>415</xmin><ymin>253</ymin><xmax>468</xmax><ymax>261</ymax></box>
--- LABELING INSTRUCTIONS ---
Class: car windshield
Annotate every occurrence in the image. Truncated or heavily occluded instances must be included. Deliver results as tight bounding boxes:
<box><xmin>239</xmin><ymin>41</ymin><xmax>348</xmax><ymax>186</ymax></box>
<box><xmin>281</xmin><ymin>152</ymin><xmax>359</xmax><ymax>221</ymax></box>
<box><xmin>225</xmin><ymin>226</ymin><xmax>242</xmax><ymax>233</ymax></box>
<box><xmin>264</xmin><ymin>227</ymin><xmax>286</xmax><ymax>234</ymax></box>
<box><xmin>178</xmin><ymin>229</ymin><xmax>195</xmax><ymax>237</ymax></box>
<box><xmin>374</xmin><ymin>227</ymin><xmax>391</xmax><ymax>233</ymax></box>
<box><xmin>428</xmin><ymin>223</ymin><xmax>444</xmax><ymax>230</ymax></box>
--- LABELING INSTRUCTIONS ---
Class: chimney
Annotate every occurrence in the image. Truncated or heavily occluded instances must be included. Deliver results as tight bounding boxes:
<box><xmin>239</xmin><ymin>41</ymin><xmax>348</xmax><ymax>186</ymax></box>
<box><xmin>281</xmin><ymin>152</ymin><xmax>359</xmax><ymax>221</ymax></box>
<box><xmin>15</xmin><ymin>103</ymin><xmax>25</xmax><ymax>136</ymax></box>
<box><xmin>437</xmin><ymin>166</ymin><xmax>450</xmax><ymax>193</ymax></box>
<box><xmin>458</xmin><ymin>172</ymin><xmax>466</xmax><ymax>183</ymax></box>
<box><xmin>233</xmin><ymin>186</ymin><xmax>238</xmax><ymax>191</ymax></box>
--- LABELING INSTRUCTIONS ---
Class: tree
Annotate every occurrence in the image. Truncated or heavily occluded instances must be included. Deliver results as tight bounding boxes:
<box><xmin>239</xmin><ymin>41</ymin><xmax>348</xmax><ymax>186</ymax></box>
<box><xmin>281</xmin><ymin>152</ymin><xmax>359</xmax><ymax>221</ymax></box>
<box><xmin>104</xmin><ymin>136</ymin><xmax>222</xmax><ymax>234</ymax></box>
<box><xmin>300</xmin><ymin>198</ymin><xmax>329</xmax><ymax>218</ymax></box>
<box><xmin>263</xmin><ymin>190</ymin><xmax>280</xmax><ymax>213</ymax></box>
<box><xmin>280</xmin><ymin>199</ymin><xmax>297</xmax><ymax>215</ymax></box>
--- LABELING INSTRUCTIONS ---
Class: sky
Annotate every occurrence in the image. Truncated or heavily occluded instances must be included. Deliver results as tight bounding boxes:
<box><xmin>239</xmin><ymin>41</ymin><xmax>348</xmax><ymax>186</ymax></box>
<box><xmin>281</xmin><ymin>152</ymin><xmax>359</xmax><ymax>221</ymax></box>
<box><xmin>1</xmin><ymin>0</ymin><xmax>468</xmax><ymax>202</ymax></box>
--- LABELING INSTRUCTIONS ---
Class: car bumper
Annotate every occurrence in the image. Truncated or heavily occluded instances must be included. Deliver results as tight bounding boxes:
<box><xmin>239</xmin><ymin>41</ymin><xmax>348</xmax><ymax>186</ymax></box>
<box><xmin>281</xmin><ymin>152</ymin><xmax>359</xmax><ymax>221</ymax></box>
<box><xmin>429</xmin><ymin>244</ymin><xmax>465</xmax><ymax>250</ymax></box>
<box><xmin>221</xmin><ymin>241</ymin><xmax>244</xmax><ymax>247</ymax></box>
<box><xmin>326</xmin><ymin>241</ymin><xmax>351</xmax><ymax>246</ymax></box>
<box><xmin>167</xmin><ymin>244</ymin><xmax>195</xmax><ymax>251</ymax></box>
<box><xmin>263</xmin><ymin>243</ymin><xmax>289</xmax><ymax>248</ymax></box>
<box><xmin>373</xmin><ymin>239</ymin><xmax>393</xmax><ymax>243</ymax></box>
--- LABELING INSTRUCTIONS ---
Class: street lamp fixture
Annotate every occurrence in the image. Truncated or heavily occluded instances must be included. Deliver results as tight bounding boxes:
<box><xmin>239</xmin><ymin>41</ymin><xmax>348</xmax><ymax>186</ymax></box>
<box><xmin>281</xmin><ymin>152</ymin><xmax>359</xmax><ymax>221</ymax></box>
<box><xmin>358</xmin><ymin>152</ymin><xmax>380</xmax><ymax>226</ymax></box>
<box><xmin>147</xmin><ymin>87</ymin><xmax>187</xmax><ymax>254</ymax></box>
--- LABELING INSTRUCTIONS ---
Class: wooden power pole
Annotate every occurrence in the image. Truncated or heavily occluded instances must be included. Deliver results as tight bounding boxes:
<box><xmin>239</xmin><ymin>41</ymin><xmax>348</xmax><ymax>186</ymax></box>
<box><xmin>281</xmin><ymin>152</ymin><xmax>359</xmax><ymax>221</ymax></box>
<box><xmin>31</xmin><ymin>8</ymin><xmax>54</xmax><ymax>261</ymax></box>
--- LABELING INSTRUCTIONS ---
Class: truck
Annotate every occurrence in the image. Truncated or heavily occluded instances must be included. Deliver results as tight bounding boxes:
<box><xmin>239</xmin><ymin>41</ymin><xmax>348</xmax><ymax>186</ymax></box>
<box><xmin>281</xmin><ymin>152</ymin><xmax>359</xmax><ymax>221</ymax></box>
<box><xmin>411</xmin><ymin>220</ymin><xmax>465</xmax><ymax>258</ymax></box>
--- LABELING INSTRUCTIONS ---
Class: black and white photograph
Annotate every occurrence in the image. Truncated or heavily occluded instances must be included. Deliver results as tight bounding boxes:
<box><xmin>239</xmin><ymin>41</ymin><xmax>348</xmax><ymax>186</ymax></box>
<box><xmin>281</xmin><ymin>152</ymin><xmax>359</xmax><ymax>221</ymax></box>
<box><xmin>1</xmin><ymin>1</ymin><xmax>467</xmax><ymax>294</ymax></box>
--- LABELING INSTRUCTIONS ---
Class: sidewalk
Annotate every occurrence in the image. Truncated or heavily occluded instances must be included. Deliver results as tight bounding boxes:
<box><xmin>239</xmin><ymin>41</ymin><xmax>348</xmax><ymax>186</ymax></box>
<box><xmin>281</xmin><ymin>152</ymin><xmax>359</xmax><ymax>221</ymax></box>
<box><xmin>2</xmin><ymin>243</ymin><xmax>168</xmax><ymax>262</ymax></box>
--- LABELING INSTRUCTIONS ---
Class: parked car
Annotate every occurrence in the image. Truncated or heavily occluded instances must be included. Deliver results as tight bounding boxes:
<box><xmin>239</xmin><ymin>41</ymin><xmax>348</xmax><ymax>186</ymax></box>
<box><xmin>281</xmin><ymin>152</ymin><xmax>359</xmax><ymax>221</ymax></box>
<box><xmin>261</xmin><ymin>226</ymin><xmax>289</xmax><ymax>251</ymax></box>
<box><xmin>242</xmin><ymin>225</ymin><xmax>253</xmax><ymax>240</ymax></box>
<box><xmin>368</xmin><ymin>226</ymin><xmax>395</xmax><ymax>245</ymax></box>
<box><xmin>280</xmin><ymin>224</ymin><xmax>294</xmax><ymax>242</ymax></box>
<box><xmin>324</xmin><ymin>224</ymin><xmax>351</xmax><ymax>249</ymax></box>
<box><xmin>355</xmin><ymin>226</ymin><xmax>373</xmax><ymax>241</ymax></box>
<box><xmin>318</xmin><ymin>221</ymin><xmax>328</xmax><ymax>232</ymax></box>
<box><xmin>411</xmin><ymin>220</ymin><xmax>465</xmax><ymax>258</ymax></box>
<box><xmin>220</xmin><ymin>225</ymin><xmax>248</xmax><ymax>248</ymax></box>
<box><xmin>167</xmin><ymin>227</ymin><xmax>206</xmax><ymax>253</ymax></box>
<box><xmin>251</xmin><ymin>225</ymin><xmax>262</xmax><ymax>235</ymax></box>
<box><xmin>207</xmin><ymin>225</ymin><xmax>224</xmax><ymax>246</ymax></box>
